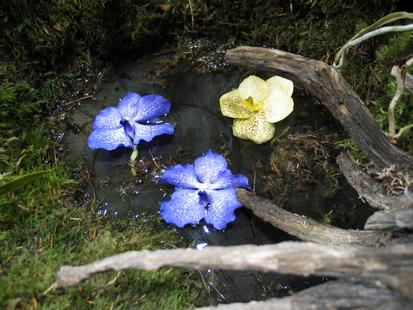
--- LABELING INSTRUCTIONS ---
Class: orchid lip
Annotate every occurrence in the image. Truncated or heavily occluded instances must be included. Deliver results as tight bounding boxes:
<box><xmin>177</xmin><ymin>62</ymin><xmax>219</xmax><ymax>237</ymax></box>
<box><xmin>198</xmin><ymin>190</ymin><xmax>210</xmax><ymax>205</ymax></box>
<box><xmin>120</xmin><ymin>119</ymin><xmax>135</xmax><ymax>139</ymax></box>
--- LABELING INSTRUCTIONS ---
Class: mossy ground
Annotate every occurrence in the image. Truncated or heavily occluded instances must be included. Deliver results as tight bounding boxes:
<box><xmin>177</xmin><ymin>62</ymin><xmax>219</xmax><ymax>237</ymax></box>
<box><xmin>1</xmin><ymin>0</ymin><xmax>411</xmax><ymax>308</ymax></box>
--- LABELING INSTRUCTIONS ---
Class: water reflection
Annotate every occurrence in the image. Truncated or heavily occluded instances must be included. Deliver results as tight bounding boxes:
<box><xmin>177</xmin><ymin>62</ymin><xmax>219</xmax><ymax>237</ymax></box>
<box><xmin>64</xmin><ymin>53</ymin><xmax>371</xmax><ymax>304</ymax></box>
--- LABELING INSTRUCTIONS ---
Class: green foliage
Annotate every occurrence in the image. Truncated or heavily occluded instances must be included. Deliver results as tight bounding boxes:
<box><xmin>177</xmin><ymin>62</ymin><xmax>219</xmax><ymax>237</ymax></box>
<box><xmin>0</xmin><ymin>80</ymin><xmax>42</xmax><ymax>131</ymax></box>
<box><xmin>1</xmin><ymin>0</ymin><xmax>397</xmax><ymax>71</ymax></box>
<box><xmin>0</xmin><ymin>0</ymin><xmax>171</xmax><ymax>70</ymax></box>
<box><xmin>167</xmin><ymin>0</ymin><xmax>395</xmax><ymax>59</ymax></box>
<box><xmin>0</xmin><ymin>170</ymin><xmax>52</xmax><ymax>195</ymax></box>
<box><xmin>376</xmin><ymin>32</ymin><xmax>413</xmax><ymax>75</ymax></box>
<box><xmin>0</xmin><ymin>205</ymin><xmax>202</xmax><ymax>309</ymax></box>
<box><xmin>336</xmin><ymin>139</ymin><xmax>366</xmax><ymax>162</ymax></box>
<box><xmin>371</xmin><ymin>32</ymin><xmax>413</xmax><ymax>154</ymax></box>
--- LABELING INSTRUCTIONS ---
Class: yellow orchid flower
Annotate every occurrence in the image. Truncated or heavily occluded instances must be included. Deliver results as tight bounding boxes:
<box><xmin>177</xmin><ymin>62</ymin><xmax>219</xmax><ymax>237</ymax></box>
<box><xmin>220</xmin><ymin>75</ymin><xmax>294</xmax><ymax>144</ymax></box>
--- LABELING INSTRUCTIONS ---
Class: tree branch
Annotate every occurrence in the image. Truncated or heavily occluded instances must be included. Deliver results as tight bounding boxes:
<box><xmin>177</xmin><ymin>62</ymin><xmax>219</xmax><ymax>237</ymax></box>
<box><xmin>56</xmin><ymin>241</ymin><xmax>413</xmax><ymax>301</ymax></box>
<box><xmin>365</xmin><ymin>208</ymin><xmax>413</xmax><ymax>230</ymax></box>
<box><xmin>388</xmin><ymin>58</ymin><xmax>413</xmax><ymax>139</ymax></box>
<box><xmin>198</xmin><ymin>281</ymin><xmax>412</xmax><ymax>310</ymax></box>
<box><xmin>336</xmin><ymin>151</ymin><xmax>404</xmax><ymax>210</ymax></box>
<box><xmin>334</xmin><ymin>24</ymin><xmax>413</xmax><ymax>69</ymax></box>
<box><xmin>225</xmin><ymin>46</ymin><xmax>413</xmax><ymax>170</ymax></box>
<box><xmin>391</xmin><ymin>66</ymin><xmax>413</xmax><ymax>94</ymax></box>
<box><xmin>236</xmin><ymin>189</ymin><xmax>390</xmax><ymax>246</ymax></box>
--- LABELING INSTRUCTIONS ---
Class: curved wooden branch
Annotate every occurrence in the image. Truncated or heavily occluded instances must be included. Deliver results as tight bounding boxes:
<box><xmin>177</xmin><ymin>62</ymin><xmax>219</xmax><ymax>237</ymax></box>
<box><xmin>225</xmin><ymin>46</ymin><xmax>413</xmax><ymax>170</ymax></box>
<box><xmin>237</xmin><ymin>189</ymin><xmax>390</xmax><ymax>246</ymax></box>
<box><xmin>336</xmin><ymin>151</ymin><xmax>404</xmax><ymax>210</ymax></box>
<box><xmin>198</xmin><ymin>281</ymin><xmax>412</xmax><ymax>310</ymax></box>
<box><xmin>391</xmin><ymin>66</ymin><xmax>413</xmax><ymax>94</ymax></box>
<box><xmin>56</xmin><ymin>241</ymin><xmax>413</xmax><ymax>301</ymax></box>
<box><xmin>365</xmin><ymin>208</ymin><xmax>413</xmax><ymax>230</ymax></box>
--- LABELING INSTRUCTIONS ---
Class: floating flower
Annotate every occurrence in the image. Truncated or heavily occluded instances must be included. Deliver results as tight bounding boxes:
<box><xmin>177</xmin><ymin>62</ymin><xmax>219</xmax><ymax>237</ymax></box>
<box><xmin>220</xmin><ymin>75</ymin><xmax>294</xmax><ymax>144</ymax></box>
<box><xmin>160</xmin><ymin>150</ymin><xmax>249</xmax><ymax>230</ymax></box>
<box><xmin>88</xmin><ymin>92</ymin><xmax>174</xmax><ymax>151</ymax></box>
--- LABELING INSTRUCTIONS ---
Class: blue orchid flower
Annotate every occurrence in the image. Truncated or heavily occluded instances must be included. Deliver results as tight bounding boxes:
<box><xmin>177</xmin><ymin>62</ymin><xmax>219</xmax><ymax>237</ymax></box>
<box><xmin>88</xmin><ymin>92</ymin><xmax>174</xmax><ymax>151</ymax></box>
<box><xmin>160</xmin><ymin>150</ymin><xmax>250</xmax><ymax>230</ymax></box>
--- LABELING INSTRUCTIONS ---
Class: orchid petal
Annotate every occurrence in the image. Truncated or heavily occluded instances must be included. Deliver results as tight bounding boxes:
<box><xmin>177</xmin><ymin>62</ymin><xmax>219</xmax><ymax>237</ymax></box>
<box><xmin>211</xmin><ymin>169</ymin><xmax>249</xmax><ymax>190</ymax></box>
<box><xmin>161</xmin><ymin>164</ymin><xmax>202</xmax><ymax>189</ymax></box>
<box><xmin>263</xmin><ymin>91</ymin><xmax>294</xmax><ymax>123</ymax></box>
<box><xmin>238</xmin><ymin>75</ymin><xmax>269</xmax><ymax>104</ymax></box>
<box><xmin>92</xmin><ymin>107</ymin><xmax>123</xmax><ymax>130</ymax></box>
<box><xmin>205</xmin><ymin>188</ymin><xmax>242</xmax><ymax>230</ymax></box>
<box><xmin>194</xmin><ymin>150</ymin><xmax>228</xmax><ymax>184</ymax></box>
<box><xmin>133</xmin><ymin>123</ymin><xmax>174</xmax><ymax>144</ymax></box>
<box><xmin>232</xmin><ymin>111</ymin><xmax>275</xmax><ymax>144</ymax></box>
<box><xmin>134</xmin><ymin>94</ymin><xmax>171</xmax><ymax>122</ymax></box>
<box><xmin>118</xmin><ymin>92</ymin><xmax>141</xmax><ymax>119</ymax></box>
<box><xmin>88</xmin><ymin>127</ymin><xmax>133</xmax><ymax>150</ymax></box>
<box><xmin>219</xmin><ymin>89</ymin><xmax>253</xmax><ymax>119</ymax></box>
<box><xmin>266</xmin><ymin>76</ymin><xmax>294</xmax><ymax>97</ymax></box>
<box><xmin>160</xmin><ymin>189</ymin><xmax>206</xmax><ymax>228</ymax></box>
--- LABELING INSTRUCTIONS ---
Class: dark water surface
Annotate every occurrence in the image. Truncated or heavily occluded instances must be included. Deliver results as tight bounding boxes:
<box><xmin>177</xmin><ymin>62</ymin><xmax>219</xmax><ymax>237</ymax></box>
<box><xmin>64</xmin><ymin>54</ymin><xmax>373</xmax><ymax>304</ymax></box>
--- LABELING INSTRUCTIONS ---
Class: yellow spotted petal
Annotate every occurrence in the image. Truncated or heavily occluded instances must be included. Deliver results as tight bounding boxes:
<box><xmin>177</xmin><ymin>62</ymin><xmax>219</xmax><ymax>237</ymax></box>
<box><xmin>238</xmin><ymin>75</ymin><xmax>270</xmax><ymax>103</ymax></box>
<box><xmin>219</xmin><ymin>89</ymin><xmax>253</xmax><ymax>119</ymax></box>
<box><xmin>263</xmin><ymin>90</ymin><xmax>294</xmax><ymax>123</ymax></box>
<box><xmin>266</xmin><ymin>76</ymin><xmax>294</xmax><ymax>97</ymax></box>
<box><xmin>232</xmin><ymin>111</ymin><xmax>276</xmax><ymax>144</ymax></box>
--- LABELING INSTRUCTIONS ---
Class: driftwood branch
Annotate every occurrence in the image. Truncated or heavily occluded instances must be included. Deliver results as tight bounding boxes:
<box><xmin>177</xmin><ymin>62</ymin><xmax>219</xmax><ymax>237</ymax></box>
<box><xmin>336</xmin><ymin>151</ymin><xmax>413</xmax><ymax>231</ymax></box>
<box><xmin>332</xmin><ymin>11</ymin><xmax>413</xmax><ymax>69</ymax></box>
<box><xmin>365</xmin><ymin>208</ymin><xmax>413</xmax><ymax>230</ymax></box>
<box><xmin>389</xmin><ymin>58</ymin><xmax>413</xmax><ymax>139</ymax></box>
<box><xmin>391</xmin><ymin>66</ymin><xmax>413</xmax><ymax>94</ymax></box>
<box><xmin>336</xmin><ymin>151</ymin><xmax>404</xmax><ymax>210</ymax></box>
<box><xmin>56</xmin><ymin>241</ymin><xmax>413</xmax><ymax>301</ymax></box>
<box><xmin>236</xmin><ymin>189</ymin><xmax>390</xmax><ymax>246</ymax></box>
<box><xmin>198</xmin><ymin>281</ymin><xmax>412</xmax><ymax>310</ymax></box>
<box><xmin>333</xmin><ymin>24</ymin><xmax>413</xmax><ymax>69</ymax></box>
<box><xmin>225</xmin><ymin>46</ymin><xmax>413</xmax><ymax>170</ymax></box>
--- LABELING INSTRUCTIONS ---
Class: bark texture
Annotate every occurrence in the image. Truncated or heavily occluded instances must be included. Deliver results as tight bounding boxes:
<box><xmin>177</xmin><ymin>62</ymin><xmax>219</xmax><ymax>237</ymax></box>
<box><xmin>336</xmin><ymin>151</ymin><xmax>404</xmax><ymax>210</ymax></box>
<box><xmin>198</xmin><ymin>281</ymin><xmax>412</xmax><ymax>310</ymax></box>
<box><xmin>236</xmin><ymin>188</ymin><xmax>390</xmax><ymax>246</ymax></box>
<box><xmin>56</xmin><ymin>242</ymin><xmax>413</xmax><ymax>302</ymax></box>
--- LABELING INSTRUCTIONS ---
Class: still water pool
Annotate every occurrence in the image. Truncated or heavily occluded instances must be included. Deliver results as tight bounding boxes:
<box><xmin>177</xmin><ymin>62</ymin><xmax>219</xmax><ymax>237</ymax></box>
<box><xmin>64</xmin><ymin>53</ymin><xmax>373</xmax><ymax>303</ymax></box>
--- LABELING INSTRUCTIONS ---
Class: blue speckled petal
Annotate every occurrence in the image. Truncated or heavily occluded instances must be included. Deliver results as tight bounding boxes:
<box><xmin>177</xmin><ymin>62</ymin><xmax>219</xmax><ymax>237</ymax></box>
<box><xmin>133</xmin><ymin>123</ymin><xmax>174</xmax><ymax>144</ymax></box>
<box><xmin>205</xmin><ymin>188</ymin><xmax>242</xmax><ymax>230</ymax></box>
<box><xmin>118</xmin><ymin>92</ymin><xmax>141</xmax><ymax>119</ymax></box>
<box><xmin>134</xmin><ymin>94</ymin><xmax>171</xmax><ymax>122</ymax></box>
<box><xmin>92</xmin><ymin>106</ymin><xmax>123</xmax><ymax>130</ymax></box>
<box><xmin>88</xmin><ymin>127</ymin><xmax>133</xmax><ymax>151</ymax></box>
<box><xmin>161</xmin><ymin>164</ymin><xmax>202</xmax><ymax>189</ymax></box>
<box><xmin>194</xmin><ymin>150</ymin><xmax>228</xmax><ymax>184</ymax></box>
<box><xmin>160</xmin><ymin>189</ymin><xmax>206</xmax><ymax>228</ymax></box>
<box><xmin>211</xmin><ymin>169</ymin><xmax>250</xmax><ymax>190</ymax></box>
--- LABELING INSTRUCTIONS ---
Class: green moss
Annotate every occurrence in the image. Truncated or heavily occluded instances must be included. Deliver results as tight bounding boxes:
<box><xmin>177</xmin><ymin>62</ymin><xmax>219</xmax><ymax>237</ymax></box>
<box><xmin>370</xmin><ymin>32</ymin><xmax>413</xmax><ymax>154</ymax></box>
<box><xmin>336</xmin><ymin>138</ymin><xmax>367</xmax><ymax>162</ymax></box>
<box><xmin>168</xmin><ymin>0</ymin><xmax>395</xmax><ymax>59</ymax></box>
<box><xmin>376</xmin><ymin>32</ymin><xmax>413</xmax><ymax>75</ymax></box>
<box><xmin>0</xmin><ymin>1</ymin><xmax>406</xmax><ymax>308</ymax></box>
<box><xmin>0</xmin><ymin>205</ymin><xmax>202</xmax><ymax>309</ymax></box>
<box><xmin>0</xmin><ymin>35</ymin><xmax>203</xmax><ymax>310</ymax></box>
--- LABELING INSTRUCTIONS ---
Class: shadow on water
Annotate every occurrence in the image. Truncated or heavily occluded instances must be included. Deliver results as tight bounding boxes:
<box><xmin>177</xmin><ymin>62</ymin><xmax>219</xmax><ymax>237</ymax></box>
<box><xmin>64</xmin><ymin>53</ymin><xmax>373</xmax><ymax>304</ymax></box>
